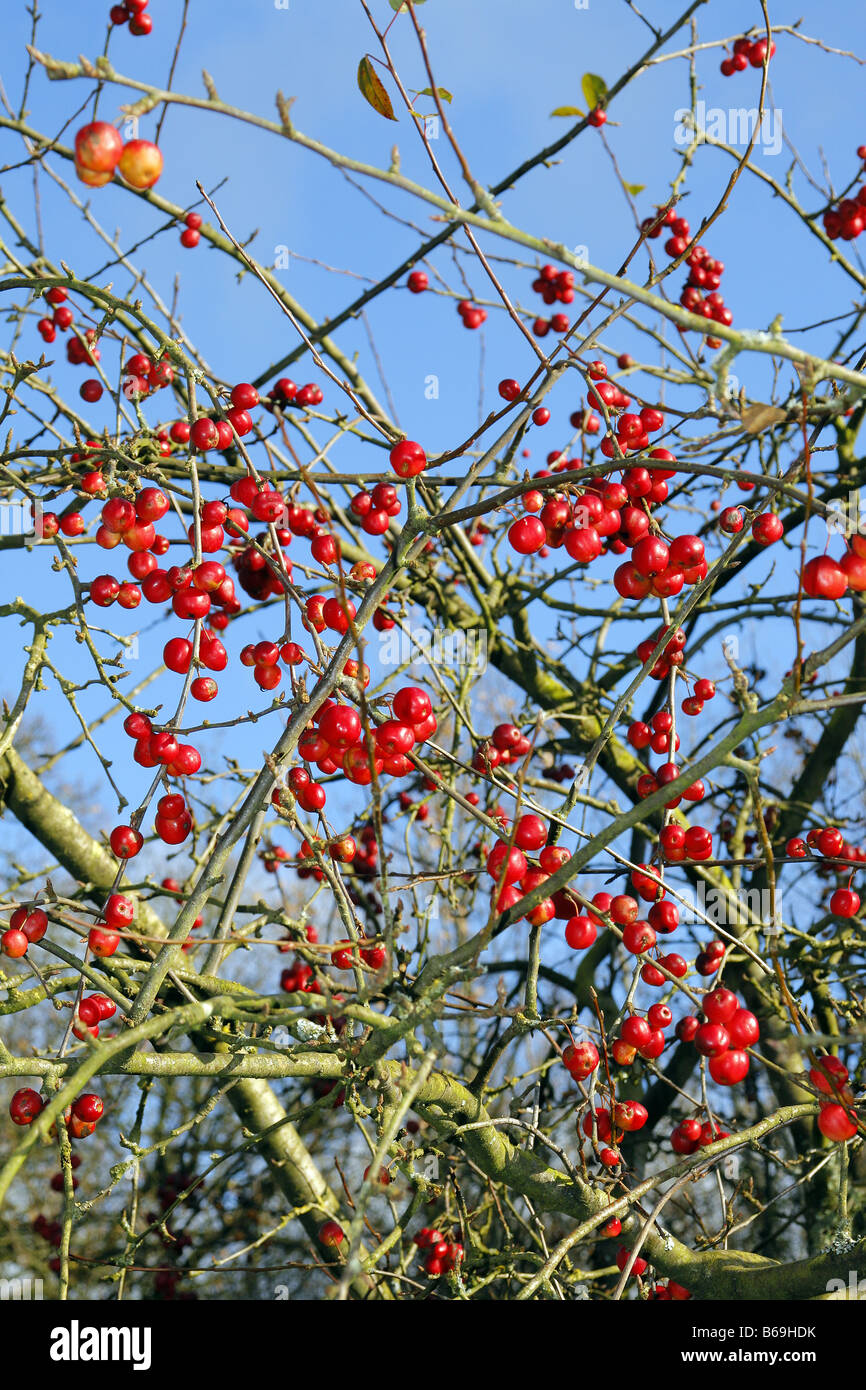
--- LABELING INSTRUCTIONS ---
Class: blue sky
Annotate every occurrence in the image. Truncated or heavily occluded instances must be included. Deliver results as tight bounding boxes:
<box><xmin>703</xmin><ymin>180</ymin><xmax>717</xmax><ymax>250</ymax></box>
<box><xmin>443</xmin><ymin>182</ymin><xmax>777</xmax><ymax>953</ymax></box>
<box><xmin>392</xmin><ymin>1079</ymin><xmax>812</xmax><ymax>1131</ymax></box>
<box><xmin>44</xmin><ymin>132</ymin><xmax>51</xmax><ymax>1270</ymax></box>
<box><xmin>6</xmin><ymin>0</ymin><xmax>865</xmax><ymax>396</ymax></box>
<box><xmin>1</xmin><ymin>0</ymin><xmax>864</xmax><ymax>940</ymax></box>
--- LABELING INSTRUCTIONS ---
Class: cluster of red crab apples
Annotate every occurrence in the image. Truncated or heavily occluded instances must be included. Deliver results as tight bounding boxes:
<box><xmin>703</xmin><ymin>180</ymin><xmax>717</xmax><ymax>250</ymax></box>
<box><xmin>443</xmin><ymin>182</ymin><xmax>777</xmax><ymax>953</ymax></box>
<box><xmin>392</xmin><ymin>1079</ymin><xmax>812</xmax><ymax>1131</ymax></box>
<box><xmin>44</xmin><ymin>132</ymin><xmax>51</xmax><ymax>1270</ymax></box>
<box><xmin>73</xmin><ymin>121</ymin><xmax>162</xmax><ymax>190</ymax></box>
<box><xmin>10</xmin><ymin>1088</ymin><xmax>106</xmax><ymax>1139</ymax></box>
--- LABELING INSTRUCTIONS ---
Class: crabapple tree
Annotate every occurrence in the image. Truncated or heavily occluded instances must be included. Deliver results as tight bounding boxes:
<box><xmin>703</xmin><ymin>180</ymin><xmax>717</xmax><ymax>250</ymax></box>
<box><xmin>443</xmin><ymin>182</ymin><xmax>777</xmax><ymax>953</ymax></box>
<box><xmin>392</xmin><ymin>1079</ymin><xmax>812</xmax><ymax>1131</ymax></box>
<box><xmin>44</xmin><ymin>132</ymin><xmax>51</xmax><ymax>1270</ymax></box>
<box><xmin>0</xmin><ymin>0</ymin><xmax>865</xmax><ymax>1302</ymax></box>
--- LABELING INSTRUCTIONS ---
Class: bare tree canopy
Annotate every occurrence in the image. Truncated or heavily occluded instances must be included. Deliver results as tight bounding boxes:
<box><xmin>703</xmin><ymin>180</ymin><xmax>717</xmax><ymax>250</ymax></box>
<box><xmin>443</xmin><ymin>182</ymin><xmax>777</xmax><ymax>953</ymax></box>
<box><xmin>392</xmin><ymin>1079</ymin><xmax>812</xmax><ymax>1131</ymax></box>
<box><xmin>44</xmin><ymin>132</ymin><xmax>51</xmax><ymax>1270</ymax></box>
<box><xmin>0</xmin><ymin>0</ymin><xmax>864</xmax><ymax>1325</ymax></box>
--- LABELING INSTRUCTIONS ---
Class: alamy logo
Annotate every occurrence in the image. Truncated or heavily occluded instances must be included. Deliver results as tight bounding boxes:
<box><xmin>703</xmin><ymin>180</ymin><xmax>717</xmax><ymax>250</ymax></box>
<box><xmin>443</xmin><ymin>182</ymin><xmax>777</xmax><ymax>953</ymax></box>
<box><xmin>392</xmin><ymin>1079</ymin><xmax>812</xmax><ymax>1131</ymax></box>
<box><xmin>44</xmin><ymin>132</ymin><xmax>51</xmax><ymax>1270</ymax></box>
<box><xmin>379</xmin><ymin>625</ymin><xmax>487</xmax><ymax>672</ymax></box>
<box><xmin>825</xmin><ymin>1271</ymin><xmax>866</xmax><ymax>1298</ymax></box>
<box><xmin>685</xmin><ymin>881</ymin><xmax>782</xmax><ymax>928</ymax></box>
<box><xmin>0</xmin><ymin>1276</ymin><xmax>43</xmax><ymax>1299</ymax></box>
<box><xmin>0</xmin><ymin>499</ymin><xmax>41</xmax><ymax>538</ymax></box>
<box><xmin>49</xmin><ymin>1321</ymin><xmax>152</xmax><ymax>1371</ymax></box>
<box><xmin>674</xmin><ymin>101</ymin><xmax>783</xmax><ymax>156</ymax></box>
<box><xmin>826</xmin><ymin>490</ymin><xmax>866</xmax><ymax>537</ymax></box>
<box><xmin>409</xmin><ymin>1151</ymin><xmax>440</xmax><ymax>1181</ymax></box>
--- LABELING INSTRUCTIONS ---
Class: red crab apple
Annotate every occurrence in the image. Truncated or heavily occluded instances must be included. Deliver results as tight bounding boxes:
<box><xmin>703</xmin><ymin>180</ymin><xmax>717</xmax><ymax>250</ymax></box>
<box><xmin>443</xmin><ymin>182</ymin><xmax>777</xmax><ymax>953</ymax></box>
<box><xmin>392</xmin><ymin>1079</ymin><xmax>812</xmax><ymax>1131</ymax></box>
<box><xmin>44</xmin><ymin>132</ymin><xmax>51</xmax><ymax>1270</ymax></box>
<box><xmin>614</xmin><ymin>1101</ymin><xmax>648</xmax><ymax>1132</ymax></box>
<box><xmin>802</xmin><ymin>555</ymin><xmax>847</xmax><ymax>600</ymax></box>
<box><xmin>702</xmin><ymin>987</ymin><xmax>738</xmax><ymax>1024</ymax></box>
<box><xmin>727</xmin><ymin>1009</ymin><xmax>760</xmax><ymax>1047</ymax></box>
<box><xmin>390</xmin><ymin>440</ymin><xmax>427</xmax><ymax>478</ymax></box>
<box><xmin>752</xmin><ymin>513</ymin><xmax>783</xmax><ymax>546</ymax></box>
<box><xmin>109</xmin><ymin>825</ymin><xmax>143</xmax><ymax>859</ymax></box>
<box><xmin>10</xmin><ymin>1089</ymin><xmax>44</xmax><ymax>1125</ymax></box>
<box><xmin>564</xmin><ymin>915</ymin><xmax>597</xmax><ymax>949</ymax></box>
<box><xmin>118</xmin><ymin>140</ymin><xmax>163</xmax><ymax>189</ymax></box>
<box><xmin>694</xmin><ymin>1022</ymin><xmax>730</xmax><ymax>1057</ymax></box>
<box><xmin>709</xmin><ymin>1050</ymin><xmax>750</xmax><ymax>1086</ymax></box>
<box><xmin>563</xmin><ymin>1041</ymin><xmax>599</xmax><ymax>1078</ymax></box>
<box><xmin>72</xmin><ymin>1093</ymin><xmax>104</xmax><ymax>1124</ymax></box>
<box><xmin>1</xmin><ymin>928</ymin><xmax>28</xmax><ymax>958</ymax></box>
<box><xmin>88</xmin><ymin>927</ymin><xmax>120</xmax><ymax>958</ymax></box>
<box><xmin>75</xmin><ymin>163</ymin><xmax>113</xmax><ymax>188</ymax></box>
<box><xmin>74</xmin><ymin>122</ymin><xmax>123</xmax><ymax>174</ymax></box>
<box><xmin>318</xmin><ymin>1220</ymin><xmax>344</xmax><ymax>1248</ymax></box>
<box><xmin>818</xmin><ymin>1104</ymin><xmax>858</xmax><ymax>1142</ymax></box>
<box><xmin>809</xmin><ymin>1056</ymin><xmax>850</xmax><ymax>1095</ymax></box>
<box><xmin>621</xmin><ymin>1016</ymin><xmax>651</xmax><ymax>1049</ymax></box>
<box><xmin>15</xmin><ymin>908</ymin><xmax>48</xmax><ymax>944</ymax></box>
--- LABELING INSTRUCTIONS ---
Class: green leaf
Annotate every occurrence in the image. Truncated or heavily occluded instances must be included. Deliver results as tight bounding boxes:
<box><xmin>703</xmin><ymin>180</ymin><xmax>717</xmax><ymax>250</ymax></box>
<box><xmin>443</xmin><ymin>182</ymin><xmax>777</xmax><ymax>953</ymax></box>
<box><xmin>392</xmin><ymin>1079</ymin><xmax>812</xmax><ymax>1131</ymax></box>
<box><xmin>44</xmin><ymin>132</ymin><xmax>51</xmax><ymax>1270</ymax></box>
<box><xmin>581</xmin><ymin>72</ymin><xmax>608</xmax><ymax>110</ymax></box>
<box><xmin>624</xmin><ymin>182</ymin><xmax>646</xmax><ymax>195</ymax></box>
<box><xmin>358</xmin><ymin>56</ymin><xmax>397</xmax><ymax>121</ymax></box>
<box><xmin>389</xmin><ymin>0</ymin><xmax>428</xmax><ymax>9</ymax></box>
<box><xmin>419</xmin><ymin>86</ymin><xmax>453</xmax><ymax>104</ymax></box>
<box><xmin>550</xmin><ymin>105</ymin><xmax>585</xmax><ymax>118</ymax></box>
